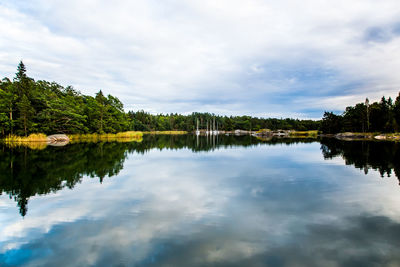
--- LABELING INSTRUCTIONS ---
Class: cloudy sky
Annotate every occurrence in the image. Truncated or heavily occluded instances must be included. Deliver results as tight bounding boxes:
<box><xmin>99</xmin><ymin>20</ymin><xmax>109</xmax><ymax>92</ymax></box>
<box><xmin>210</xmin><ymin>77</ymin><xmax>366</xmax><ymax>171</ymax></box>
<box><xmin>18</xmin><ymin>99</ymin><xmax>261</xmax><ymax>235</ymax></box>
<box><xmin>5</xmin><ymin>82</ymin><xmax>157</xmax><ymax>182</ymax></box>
<box><xmin>1</xmin><ymin>0</ymin><xmax>400</xmax><ymax>118</ymax></box>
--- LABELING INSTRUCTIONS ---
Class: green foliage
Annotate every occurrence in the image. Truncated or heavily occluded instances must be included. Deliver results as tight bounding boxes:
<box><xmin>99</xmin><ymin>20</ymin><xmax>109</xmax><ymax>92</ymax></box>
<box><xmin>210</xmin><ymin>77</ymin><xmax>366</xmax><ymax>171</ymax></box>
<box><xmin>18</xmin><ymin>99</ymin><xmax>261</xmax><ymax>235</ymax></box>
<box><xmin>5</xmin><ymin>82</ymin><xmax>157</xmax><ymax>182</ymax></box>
<box><xmin>319</xmin><ymin>112</ymin><xmax>342</xmax><ymax>134</ymax></box>
<box><xmin>0</xmin><ymin>62</ymin><xmax>132</xmax><ymax>136</ymax></box>
<box><xmin>17</xmin><ymin>94</ymin><xmax>34</xmax><ymax>136</ymax></box>
<box><xmin>0</xmin><ymin>62</ymin><xmax>324</xmax><ymax>136</ymax></box>
<box><xmin>320</xmin><ymin>93</ymin><xmax>400</xmax><ymax>134</ymax></box>
<box><xmin>127</xmin><ymin>111</ymin><xmax>321</xmax><ymax>132</ymax></box>
<box><xmin>0</xmin><ymin>62</ymin><xmax>324</xmax><ymax>137</ymax></box>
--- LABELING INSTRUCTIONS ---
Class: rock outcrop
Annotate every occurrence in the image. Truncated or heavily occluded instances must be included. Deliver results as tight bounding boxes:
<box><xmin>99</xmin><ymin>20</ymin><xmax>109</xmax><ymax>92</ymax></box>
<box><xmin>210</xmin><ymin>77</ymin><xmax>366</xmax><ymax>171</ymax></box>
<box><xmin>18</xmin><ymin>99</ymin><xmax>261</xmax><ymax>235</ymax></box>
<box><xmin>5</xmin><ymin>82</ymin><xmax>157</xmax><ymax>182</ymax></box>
<box><xmin>47</xmin><ymin>134</ymin><xmax>70</xmax><ymax>146</ymax></box>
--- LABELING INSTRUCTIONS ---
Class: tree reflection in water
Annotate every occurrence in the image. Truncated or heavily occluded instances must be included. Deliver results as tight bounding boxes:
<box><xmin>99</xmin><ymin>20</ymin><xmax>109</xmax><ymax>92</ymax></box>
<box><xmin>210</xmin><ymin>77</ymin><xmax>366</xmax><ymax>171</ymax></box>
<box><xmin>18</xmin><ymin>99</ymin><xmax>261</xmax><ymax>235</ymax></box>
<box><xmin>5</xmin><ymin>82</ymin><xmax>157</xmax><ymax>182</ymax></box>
<box><xmin>320</xmin><ymin>138</ymin><xmax>400</xmax><ymax>183</ymax></box>
<box><xmin>1</xmin><ymin>135</ymin><xmax>399</xmax><ymax>216</ymax></box>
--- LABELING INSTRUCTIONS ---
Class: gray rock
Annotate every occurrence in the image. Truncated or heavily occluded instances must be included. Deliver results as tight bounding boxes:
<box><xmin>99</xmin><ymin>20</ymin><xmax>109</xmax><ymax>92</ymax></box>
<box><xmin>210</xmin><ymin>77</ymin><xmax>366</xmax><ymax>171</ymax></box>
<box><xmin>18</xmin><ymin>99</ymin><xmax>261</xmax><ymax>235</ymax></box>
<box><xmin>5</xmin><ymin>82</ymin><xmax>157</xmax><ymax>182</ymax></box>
<box><xmin>47</xmin><ymin>134</ymin><xmax>70</xmax><ymax>144</ymax></box>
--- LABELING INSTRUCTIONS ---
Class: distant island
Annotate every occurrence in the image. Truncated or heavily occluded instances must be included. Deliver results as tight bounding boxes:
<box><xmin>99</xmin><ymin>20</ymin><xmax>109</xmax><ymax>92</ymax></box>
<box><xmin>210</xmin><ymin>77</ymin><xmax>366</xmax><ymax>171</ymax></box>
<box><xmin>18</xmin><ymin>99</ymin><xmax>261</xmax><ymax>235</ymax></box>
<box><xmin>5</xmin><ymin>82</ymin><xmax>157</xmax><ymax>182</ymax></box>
<box><xmin>1</xmin><ymin>62</ymin><xmax>400</xmax><ymax>140</ymax></box>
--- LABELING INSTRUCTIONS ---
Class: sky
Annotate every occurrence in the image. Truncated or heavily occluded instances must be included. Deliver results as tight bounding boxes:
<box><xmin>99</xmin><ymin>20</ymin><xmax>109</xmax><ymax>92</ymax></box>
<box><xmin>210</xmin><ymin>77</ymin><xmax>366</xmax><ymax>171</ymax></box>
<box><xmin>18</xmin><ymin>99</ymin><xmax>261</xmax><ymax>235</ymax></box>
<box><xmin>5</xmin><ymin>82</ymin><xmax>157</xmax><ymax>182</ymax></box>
<box><xmin>1</xmin><ymin>0</ymin><xmax>400</xmax><ymax>119</ymax></box>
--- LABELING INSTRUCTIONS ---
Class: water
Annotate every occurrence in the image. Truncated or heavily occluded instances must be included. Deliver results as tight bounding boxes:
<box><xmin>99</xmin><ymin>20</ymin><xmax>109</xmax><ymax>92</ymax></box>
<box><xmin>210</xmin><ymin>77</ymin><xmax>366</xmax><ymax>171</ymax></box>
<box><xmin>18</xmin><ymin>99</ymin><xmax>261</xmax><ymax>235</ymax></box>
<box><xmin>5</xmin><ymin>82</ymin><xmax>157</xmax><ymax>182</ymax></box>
<box><xmin>1</xmin><ymin>135</ymin><xmax>400</xmax><ymax>266</ymax></box>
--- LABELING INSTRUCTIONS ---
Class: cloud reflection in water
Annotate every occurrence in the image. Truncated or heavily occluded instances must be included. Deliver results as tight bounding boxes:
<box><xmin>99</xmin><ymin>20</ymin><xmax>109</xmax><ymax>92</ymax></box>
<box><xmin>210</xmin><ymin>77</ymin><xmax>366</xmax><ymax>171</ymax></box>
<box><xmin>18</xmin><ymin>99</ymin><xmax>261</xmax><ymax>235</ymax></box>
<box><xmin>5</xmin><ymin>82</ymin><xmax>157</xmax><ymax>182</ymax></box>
<box><xmin>1</xmin><ymin>137</ymin><xmax>400</xmax><ymax>266</ymax></box>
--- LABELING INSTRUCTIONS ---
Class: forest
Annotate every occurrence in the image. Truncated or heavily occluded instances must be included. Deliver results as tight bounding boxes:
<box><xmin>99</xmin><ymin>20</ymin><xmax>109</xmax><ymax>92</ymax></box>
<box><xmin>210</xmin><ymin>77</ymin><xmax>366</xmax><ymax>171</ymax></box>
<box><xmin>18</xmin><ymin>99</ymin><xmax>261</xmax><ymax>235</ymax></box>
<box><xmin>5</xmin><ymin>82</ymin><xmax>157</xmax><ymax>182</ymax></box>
<box><xmin>320</xmin><ymin>94</ymin><xmax>400</xmax><ymax>134</ymax></box>
<box><xmin>128</xmin><ymin>110</ymin><xmax>320</xmax><ymax>132</ymax></box>
<box><xmin>1</xmin><ymin>61</ymin><xmax>400</xmax><ymax>137</ymax></box>
<box><xmin>0</xmin><ymin>62</ymin><xmax>320</xmax><ymax>136</ymax></box>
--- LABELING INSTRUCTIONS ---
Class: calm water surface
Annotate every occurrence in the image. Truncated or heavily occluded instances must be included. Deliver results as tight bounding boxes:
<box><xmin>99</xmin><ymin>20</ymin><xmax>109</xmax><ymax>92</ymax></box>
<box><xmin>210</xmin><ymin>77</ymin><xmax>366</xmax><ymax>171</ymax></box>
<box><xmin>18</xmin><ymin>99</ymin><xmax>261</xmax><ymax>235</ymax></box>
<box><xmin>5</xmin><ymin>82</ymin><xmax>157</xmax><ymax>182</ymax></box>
<box><xmin>1</xmin><ymin>135</ymin><xmax>400</xmax><ymax>266</ymax></box>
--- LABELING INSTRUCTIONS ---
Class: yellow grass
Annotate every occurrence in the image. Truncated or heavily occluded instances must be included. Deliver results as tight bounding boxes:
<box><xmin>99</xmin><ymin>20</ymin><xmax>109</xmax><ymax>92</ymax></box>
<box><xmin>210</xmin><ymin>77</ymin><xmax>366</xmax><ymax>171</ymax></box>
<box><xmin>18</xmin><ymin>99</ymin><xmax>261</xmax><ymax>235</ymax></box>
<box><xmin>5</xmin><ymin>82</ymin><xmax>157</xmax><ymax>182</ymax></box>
<box><xmin>3</xmin><ymin>141</ymin><xmax>48</xmax><ymax>150</ymax></box>
<box><xmin>289</xmin><ymin>130</ymin><xmax>319</xmax><ymax>138</ymax></box>
<box><xmin>68</xmin><ymin>131</ymin><xmax>143</xmax><ymax>143</ymax></box>
<box><xmin>2</xmin><ymin>132</ymin><xmax>143</xmax><ymax>149</ymax></box>
<box><xmin>3</xmin><ymin>134</ymin><xmax>48</xmax><ymax>149</ymax></box>
<box><xmin>4</xmin><ymin>133</ymin><xmax>48</xmax><ymax>142</ymax></box>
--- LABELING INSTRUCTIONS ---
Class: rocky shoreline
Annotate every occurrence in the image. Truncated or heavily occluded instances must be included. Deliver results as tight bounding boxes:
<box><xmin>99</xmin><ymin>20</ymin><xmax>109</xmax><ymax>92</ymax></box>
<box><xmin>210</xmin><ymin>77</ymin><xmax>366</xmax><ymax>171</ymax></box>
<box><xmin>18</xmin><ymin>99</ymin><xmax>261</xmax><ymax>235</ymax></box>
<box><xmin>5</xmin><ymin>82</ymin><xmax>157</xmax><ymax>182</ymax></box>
<box><xmin>253</xmin><ymin>130</ymin><xmax>400</xmax><ymax>141</ymax></box>
<box><xmin>333</xmin><ymin>132</ymin><xmax>400</xmax><ymax>141</ymax></box>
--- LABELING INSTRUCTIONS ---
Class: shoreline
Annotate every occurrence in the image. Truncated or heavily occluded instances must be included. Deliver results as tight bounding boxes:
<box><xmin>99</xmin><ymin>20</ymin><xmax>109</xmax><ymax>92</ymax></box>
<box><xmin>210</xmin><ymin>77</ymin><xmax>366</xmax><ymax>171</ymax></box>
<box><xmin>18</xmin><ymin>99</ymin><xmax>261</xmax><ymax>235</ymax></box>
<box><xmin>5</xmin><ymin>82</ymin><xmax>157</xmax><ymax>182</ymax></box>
<box><xmin>327</xmin><ymin>132</ymin><xmax>400</xmax><ymax>141</ymax></box>
<box><xmin>2</xmin><ymin>130</ymin><xmax>400</xmax><ymax>145</ymax></box>
<box><xmin>0</xmin><ymin>131</ymin><xmax>188</xmax><ymax>147</ymax></box>
<box><xmin>1</xmin><ymin>130</ymin><xmax>189</xmax><ymax>142</ymax></box>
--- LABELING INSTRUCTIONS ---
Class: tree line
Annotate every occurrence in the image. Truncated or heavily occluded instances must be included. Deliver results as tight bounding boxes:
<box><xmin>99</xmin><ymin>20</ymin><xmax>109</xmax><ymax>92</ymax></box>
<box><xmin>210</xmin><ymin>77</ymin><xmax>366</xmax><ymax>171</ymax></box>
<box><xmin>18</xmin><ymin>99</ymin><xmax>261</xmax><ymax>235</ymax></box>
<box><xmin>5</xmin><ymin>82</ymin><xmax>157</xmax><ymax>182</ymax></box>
<box><xmin>4</xmin><ymin>62</ymin><xmax>400</xmax><ymax>137</ymax></box>
<box><xmin>0</xmin><ymin>62</ymin><xmax>321</xmax><ymax>136</ymax></box>
<box><xmin>128</xmin><ymin>110</ymin><xmax>320</xmax><ymax>132</ymax></box>
<box><xmin>320</xmin><ymin>95</ymin><xmax>400</xmax><ymax>134</ymax></box>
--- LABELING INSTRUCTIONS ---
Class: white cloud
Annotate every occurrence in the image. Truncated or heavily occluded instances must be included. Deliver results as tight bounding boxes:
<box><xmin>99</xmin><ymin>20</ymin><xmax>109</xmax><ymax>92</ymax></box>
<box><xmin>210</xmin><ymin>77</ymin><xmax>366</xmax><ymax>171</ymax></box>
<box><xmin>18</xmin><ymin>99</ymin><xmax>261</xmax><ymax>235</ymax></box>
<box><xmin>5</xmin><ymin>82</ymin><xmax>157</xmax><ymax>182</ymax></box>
<box><xmin>1</xmin><ymin>0</ymin><xmax>400</xmax><ymax>117</ymax></box>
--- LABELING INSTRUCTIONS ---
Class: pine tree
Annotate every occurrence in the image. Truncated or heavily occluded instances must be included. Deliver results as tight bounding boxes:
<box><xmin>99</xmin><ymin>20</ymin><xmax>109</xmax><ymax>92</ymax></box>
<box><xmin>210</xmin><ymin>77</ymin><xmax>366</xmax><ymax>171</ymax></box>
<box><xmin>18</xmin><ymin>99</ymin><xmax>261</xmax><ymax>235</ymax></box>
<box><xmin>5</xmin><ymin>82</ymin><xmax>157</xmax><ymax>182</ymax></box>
<box><xmin>15</xmin><ymin>61</ymin><xmax>27</xmax><ymax>81</ymax></box>
<box><xmin>95</xmin><ymin>90</ymin><xmax>109</xmax><ymax>133</ymax></box>
<box><xmin>14</xmin><ymin>61</ymin><xmax>31</xmax><ymax>98</ymax></box>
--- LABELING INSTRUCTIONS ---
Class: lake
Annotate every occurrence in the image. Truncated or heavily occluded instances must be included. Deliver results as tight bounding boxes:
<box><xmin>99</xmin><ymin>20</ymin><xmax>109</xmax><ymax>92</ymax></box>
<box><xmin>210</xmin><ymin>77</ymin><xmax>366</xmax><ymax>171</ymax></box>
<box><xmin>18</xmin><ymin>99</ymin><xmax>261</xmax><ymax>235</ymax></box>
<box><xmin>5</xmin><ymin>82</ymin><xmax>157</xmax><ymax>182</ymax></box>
<box><xmin>1</xmin><ymin>135</ymin><xmax>400</xmax><ymax>266</ymax></box>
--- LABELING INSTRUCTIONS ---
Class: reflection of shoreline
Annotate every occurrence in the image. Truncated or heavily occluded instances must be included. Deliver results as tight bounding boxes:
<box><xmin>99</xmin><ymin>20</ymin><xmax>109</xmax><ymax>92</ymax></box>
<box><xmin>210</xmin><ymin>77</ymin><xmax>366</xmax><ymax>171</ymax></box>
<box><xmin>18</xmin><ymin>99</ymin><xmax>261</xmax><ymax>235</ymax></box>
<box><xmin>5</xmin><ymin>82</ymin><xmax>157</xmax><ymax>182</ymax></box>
<box><xmin>320</xmin><ymin>137</ymin><xmax>400</xmax><ymax>185</ymax></box>
<box><xmin>323</xmin><ymin>132</ymin><xmax>400</xmax><ymax>142</ymax></box>
<box><xmin>0</xmin><ymin>142</ymin><xmax>135</xmax><ymax>216</ymax></box>
<box><xmin>0</xmin><ymin>136</ymin><xmax>318</xmax><ymax>216</ymax></box>
<box><xmin>48</xmin><ymin>140</ymin><xmax>70</xmax><ymax>147</ymax></box>
<box><xmin>2</xmin><ymin>140</ymin><xmax>400</xmax><ymax>266</ymax></box>
<box><xmin>2</xmin><ymin>135</ymin><xmax>400</xmax><ymax>217</ymax></box>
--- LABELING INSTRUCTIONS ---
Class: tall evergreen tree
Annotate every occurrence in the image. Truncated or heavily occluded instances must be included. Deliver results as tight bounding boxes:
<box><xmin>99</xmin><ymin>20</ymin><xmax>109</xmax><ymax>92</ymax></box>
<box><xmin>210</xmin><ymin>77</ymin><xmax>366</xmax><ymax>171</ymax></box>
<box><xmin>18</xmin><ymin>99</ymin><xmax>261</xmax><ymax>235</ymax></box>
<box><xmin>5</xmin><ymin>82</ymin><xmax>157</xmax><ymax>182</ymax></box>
<box><xmin>14</xmin><ymin>61</ymin><xmax>31</xmax><ymax>98</ymax></box>
<box><xmin>95</xmin><ymin>90</ymin><xmax>109</xmax><ymax>133</ymax></box>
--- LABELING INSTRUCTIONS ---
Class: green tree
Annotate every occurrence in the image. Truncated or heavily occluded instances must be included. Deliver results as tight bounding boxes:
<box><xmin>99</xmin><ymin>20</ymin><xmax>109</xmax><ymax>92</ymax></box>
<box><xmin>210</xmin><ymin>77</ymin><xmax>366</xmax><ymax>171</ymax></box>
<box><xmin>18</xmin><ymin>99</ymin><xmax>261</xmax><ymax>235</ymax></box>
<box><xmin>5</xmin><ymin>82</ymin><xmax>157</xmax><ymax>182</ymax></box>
<box><xmin>106</xmin><ymin>94</ymin><xmax>129</xmax><ymax>133</ymax></box>
<box><xmin>342</xmin><ymin>103</ymin><xmax>367</xmax><ymax>132</ymax></box>
<box><xmin>14</xmin><ymin>61</ymin><xmax>32</xmax><ymax>98</ymax></box>
<box><xmin>0</xmin><ymin>79</ymin><xmax>16</xmax><ymax>135</ymax></box>
<box><xmin>95</xmin><ymin>90</ymin><xmax>109</xmax><ymax>133</ymax></box>
<box><xmin>320</xmin><ymin>112</ymin><xmax>343</xmax><ymax>134</ymax></box>
<box><xmin>393</xmin><ymin>93</ymin><xmax>400</xmax><ymax>132</ymax></box>
<box><xmin>17</xmin><ymin>94</ymin><xmax>34</xmax><ymax>136</ymax></box>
